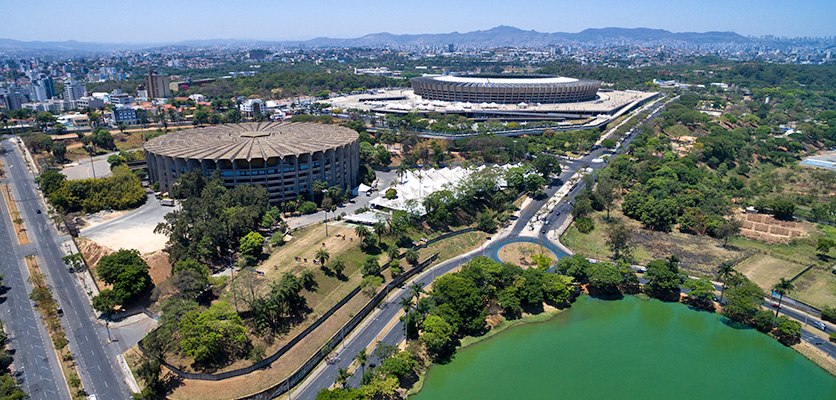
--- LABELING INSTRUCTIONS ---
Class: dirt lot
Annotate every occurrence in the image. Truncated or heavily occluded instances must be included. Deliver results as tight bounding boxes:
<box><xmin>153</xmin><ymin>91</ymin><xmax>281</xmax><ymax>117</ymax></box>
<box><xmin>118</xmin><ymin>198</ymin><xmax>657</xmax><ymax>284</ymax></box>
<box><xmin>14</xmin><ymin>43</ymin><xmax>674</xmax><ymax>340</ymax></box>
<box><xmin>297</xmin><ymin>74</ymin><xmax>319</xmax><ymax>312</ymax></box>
<box><xmin>76</xmin><ymin>238</ymin><xmax>171</xmax><ymax>289</ymax></box>
<box><xmin>738</xmin><ymin>212</ymin><xmax>810</xmax><ymax>244</ymax></box>
<box><xmin>498</xmin><ymin>242</ymin><xmax>556</xmax><ymax>268</ymax></box>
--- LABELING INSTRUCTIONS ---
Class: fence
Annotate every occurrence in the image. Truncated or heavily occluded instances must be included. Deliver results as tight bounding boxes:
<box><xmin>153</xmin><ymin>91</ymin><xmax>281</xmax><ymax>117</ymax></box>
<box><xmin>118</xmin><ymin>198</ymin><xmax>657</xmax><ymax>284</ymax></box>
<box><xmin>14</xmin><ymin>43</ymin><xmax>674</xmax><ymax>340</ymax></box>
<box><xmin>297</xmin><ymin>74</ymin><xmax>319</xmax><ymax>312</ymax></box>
<box><xmin>140</xmin><ymin>226</ymin><xmax>476</xmax><ymax>384</ymax></box>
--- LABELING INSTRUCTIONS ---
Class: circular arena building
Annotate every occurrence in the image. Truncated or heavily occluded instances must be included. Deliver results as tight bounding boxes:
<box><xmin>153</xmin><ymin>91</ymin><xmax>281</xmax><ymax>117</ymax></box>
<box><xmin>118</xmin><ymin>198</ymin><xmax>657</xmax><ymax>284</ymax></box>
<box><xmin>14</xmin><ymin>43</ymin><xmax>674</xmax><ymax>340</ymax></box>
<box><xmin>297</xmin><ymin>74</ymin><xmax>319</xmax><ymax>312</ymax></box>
<box><xmin>144</xmin><ymin>122</ymin><xmax>360</xmax><ymax>203</ymax></box>
<box><xmin>411</xmin><ymin>74</ymin><xmax>600</xmax><ymax>104</ymax></box>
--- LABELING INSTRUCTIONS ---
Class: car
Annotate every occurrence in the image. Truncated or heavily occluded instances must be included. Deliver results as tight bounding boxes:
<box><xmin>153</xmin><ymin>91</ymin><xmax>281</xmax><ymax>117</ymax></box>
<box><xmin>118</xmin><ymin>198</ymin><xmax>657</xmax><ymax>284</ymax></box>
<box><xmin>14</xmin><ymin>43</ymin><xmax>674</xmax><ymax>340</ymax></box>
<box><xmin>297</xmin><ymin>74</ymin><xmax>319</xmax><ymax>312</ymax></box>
<box><xmin>771</xmin><ymin>303</ymin><xmax>780</xmax><ymax>309</ymax></box>
<box><xmin>812</xmin><ymin>320</ymin><xmax>827</xmax><ymax>331</ymax></box>
<box><xmin>556</xmin><ymin>211</ymin><xmax>561</xmax><ymax>216</ymax></box>
<box><xmin>544</xmin><ymin>220</ymin><xmax>549</xmax><ymax>225</ymax></box>
<box><xmin>57</xmin><ymin>306</ymin><xmax>63</xmax><ymax>316</ymax></box>
<box><xmin>36</xmin><ymin>209</ymin><xmax>41</xmax><ymax>214</ymax></box>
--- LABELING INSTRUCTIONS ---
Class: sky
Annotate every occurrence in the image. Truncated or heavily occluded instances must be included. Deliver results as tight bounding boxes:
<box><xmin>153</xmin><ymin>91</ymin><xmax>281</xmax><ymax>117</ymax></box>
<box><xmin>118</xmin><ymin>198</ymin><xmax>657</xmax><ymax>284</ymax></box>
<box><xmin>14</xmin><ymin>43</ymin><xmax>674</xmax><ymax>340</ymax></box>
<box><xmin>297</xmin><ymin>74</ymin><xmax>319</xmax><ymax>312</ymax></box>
<box><xmin>1</xmin><ymin>0</ymin><xmax>834</xmax><ymax>43</ymax></box>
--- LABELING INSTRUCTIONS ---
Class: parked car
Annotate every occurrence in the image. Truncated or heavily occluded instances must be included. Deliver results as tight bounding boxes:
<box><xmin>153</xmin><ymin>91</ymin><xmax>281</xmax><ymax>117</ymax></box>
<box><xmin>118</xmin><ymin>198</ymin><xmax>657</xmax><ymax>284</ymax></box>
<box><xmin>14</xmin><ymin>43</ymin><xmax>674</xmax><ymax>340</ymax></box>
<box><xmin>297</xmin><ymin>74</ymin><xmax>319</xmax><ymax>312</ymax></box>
<box><xmin>36</xmin><ymin>209</ymin><xmax>41</xmax><ymax>214</ymax></box>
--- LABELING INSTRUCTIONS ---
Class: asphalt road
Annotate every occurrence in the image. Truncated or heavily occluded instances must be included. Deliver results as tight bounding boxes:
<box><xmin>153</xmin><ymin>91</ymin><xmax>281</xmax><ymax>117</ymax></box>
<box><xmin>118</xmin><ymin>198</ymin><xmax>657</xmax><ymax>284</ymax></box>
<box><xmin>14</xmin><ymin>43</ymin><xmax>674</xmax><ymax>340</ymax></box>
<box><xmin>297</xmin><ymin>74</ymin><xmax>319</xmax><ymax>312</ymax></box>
<box><xmin>2</xmin><ymin>138</ymin><xmax>130</xmax><ymax>400</ymax></box>
<box><xmin>0</xmin><ymin>149</ymin><xmax>69</xmax><ymax>399</ymax></box>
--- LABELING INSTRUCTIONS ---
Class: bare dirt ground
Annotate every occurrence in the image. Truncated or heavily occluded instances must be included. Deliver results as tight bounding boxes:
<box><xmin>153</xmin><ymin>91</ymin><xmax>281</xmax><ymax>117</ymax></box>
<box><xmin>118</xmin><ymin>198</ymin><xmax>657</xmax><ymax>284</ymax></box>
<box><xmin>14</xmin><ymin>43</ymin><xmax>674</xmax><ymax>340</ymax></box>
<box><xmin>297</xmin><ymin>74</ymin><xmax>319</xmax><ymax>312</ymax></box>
<box><xmin>498</xmin><ymin>242</ymin><xmax>556</xmax><ymax>268</ymax></box>
<box><xmin>76</xmin><ymin>238</ymin><xmax>171</xmax><ymax>289</ymax></box>
<box><xmin>738</xmin><ymin>212</ymin><xmax>811</xmax><ymax>244</ymax></box>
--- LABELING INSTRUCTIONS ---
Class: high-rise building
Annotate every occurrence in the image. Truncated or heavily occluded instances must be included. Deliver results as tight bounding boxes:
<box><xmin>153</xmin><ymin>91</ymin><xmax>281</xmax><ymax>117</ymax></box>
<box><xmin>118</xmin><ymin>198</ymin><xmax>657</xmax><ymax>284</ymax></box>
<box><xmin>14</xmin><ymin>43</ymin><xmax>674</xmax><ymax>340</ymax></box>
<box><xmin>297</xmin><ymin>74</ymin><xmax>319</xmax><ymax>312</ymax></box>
<box><xmin>63</xmin><ymin>80</ymin><xmax>87</xmax><ymax>101</ymax></box>
<box><xmin>29</xmin><ymin>84</ymin><xmax>48</xmax><ymax>102</ymax></box>
<box><xmin>38</xmin><ymin>76</ymin><xmax>55</xmax><ymax>98</ymax></box>
<box><xmin>145</xmin><ymin>69</ymin><xmax>171</xmax><ymax>98</ymax></box>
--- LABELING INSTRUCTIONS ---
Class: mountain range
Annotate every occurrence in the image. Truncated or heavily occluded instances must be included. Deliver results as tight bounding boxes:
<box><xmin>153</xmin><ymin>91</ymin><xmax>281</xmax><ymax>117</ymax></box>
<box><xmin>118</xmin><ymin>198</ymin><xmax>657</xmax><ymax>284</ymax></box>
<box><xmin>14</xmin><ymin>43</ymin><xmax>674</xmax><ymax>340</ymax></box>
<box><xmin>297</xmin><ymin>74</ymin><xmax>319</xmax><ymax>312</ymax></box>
<box><xmin>0</xmin><ymin>26</ymin><xmax>811</xmax><ymax>55</ymax></box>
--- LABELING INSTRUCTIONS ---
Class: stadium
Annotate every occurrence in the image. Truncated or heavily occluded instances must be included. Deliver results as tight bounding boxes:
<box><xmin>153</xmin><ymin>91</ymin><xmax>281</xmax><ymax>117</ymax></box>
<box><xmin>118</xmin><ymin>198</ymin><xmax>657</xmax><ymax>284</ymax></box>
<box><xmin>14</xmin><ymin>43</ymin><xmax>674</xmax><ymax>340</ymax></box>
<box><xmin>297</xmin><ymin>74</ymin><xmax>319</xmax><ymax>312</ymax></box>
<box><xmin>410</xmin><ymin>74</ymin><xmax>601</xmax><ymax>104</ymax></box>
<box><xmin>144</xmin><ymin>122</ymin><xmax>360</xmax><ymax>203</ymax></box>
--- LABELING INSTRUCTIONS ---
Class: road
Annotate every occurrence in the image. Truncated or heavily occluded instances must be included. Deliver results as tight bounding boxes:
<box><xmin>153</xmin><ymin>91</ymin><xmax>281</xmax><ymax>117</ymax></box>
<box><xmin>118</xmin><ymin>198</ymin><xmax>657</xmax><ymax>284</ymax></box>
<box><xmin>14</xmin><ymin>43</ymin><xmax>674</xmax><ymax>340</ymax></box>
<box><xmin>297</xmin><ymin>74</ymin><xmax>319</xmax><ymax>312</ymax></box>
<box><xmin>292</xmin><ymin>98</ymin><xmax>671</xmax><ymax>399</ymax></box>
<box><xmin>0</xmin><ymin>148</ymin><xmax>69</xmax><ymax>399</ymax></box>
<box><xmin>1</xmin><ymin>138</ymin><xmax>131</xmax><ymax>400</ymax></box>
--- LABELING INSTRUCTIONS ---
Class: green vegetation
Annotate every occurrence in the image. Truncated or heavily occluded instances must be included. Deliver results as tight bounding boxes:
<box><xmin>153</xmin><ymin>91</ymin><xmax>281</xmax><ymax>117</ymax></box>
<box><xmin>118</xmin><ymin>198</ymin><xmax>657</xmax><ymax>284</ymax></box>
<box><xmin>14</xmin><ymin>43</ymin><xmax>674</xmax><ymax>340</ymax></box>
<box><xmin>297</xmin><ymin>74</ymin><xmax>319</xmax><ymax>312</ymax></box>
<box><xmin>92</xmin><ymin>249</ymin><xmax>153</xmax><ymax>314</ymax></box>
<box><xmin>37</xmin><ymin>165</ymin><xmax>146</xmax><ymax>213</ymax></box>
<box><xmin>154</xmin><ymin>170</ymin><xmax>270</xmax><ymax>265</ymax></box>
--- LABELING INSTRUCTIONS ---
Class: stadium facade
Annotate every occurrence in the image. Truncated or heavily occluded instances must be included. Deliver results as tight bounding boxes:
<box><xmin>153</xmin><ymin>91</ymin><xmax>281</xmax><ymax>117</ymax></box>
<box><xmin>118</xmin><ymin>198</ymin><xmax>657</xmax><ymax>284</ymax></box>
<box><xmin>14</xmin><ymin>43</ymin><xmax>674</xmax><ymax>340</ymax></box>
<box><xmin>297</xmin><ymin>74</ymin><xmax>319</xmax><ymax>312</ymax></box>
<box><xmin>411</xmin><ymin>74</ymin><xmax>600</xmax><ymax>104</ymax></box>
<box><xmin>144</xmin><ymin>122</ymin><xmax>360</xmax><ymax>203</ymax></box>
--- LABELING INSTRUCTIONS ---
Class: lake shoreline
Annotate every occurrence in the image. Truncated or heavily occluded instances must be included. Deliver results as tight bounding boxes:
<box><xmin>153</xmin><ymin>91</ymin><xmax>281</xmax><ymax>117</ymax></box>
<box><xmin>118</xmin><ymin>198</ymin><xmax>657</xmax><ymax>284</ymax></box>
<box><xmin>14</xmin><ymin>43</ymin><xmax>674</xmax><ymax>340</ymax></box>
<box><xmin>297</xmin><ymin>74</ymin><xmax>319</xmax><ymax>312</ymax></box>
<box><xmin>406</xmin><ymin>294</ymin><xmax>836</xmax><ymax>398</ymax></box>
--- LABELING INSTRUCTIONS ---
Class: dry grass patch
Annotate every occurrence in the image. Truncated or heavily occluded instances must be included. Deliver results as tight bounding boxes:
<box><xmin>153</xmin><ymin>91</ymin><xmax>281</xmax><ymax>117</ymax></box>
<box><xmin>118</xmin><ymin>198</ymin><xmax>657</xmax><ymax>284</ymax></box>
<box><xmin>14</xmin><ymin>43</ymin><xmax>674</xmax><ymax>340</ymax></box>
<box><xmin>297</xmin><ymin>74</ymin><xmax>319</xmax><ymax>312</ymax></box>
<box><xmin>736</xmin><ymin>254</ymin><xmax>808</xmax><ymax>291</ymax></box>
<box><xmin>498</xmin><ymin>242</ymin><xmax>556</xmax><ymax>268</ymax></box>
<box><xmin>1</xmin><ymin>183</ymin><xmax>29</xmax><ymax>244</ymax></box>
<box><xmin>791</xmin><ymin>266</ymin><xmax>836</xmax><ymax>309</ymax></box>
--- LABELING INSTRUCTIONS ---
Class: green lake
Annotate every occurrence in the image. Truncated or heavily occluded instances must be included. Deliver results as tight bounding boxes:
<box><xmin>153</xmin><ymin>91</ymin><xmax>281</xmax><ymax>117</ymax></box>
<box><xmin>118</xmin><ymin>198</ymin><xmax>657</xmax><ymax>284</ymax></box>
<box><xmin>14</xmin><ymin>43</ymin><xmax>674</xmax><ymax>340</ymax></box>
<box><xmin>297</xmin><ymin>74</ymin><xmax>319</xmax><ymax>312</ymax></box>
<box><xmin>412</xmin><ymin>296</ymin><xmax>836</xmax><ymax>399</ymax></box>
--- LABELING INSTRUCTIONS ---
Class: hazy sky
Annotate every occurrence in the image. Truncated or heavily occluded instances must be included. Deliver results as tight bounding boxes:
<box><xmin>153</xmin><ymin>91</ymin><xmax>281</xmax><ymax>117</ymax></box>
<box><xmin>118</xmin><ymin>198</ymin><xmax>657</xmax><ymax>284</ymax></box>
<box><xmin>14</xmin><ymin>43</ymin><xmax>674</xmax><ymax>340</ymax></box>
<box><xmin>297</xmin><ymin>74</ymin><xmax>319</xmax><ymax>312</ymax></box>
<box><xmin>2</xmin><ymin>0</ymin><xmax>834</xmax><ymax>43</ymax></box>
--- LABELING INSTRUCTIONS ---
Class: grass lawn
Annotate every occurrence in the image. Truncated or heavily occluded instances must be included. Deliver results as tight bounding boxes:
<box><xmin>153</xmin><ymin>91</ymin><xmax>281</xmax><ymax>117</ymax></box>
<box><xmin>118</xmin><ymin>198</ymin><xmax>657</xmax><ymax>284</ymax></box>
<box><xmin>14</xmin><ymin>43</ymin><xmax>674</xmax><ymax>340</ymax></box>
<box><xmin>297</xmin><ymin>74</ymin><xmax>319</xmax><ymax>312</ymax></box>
<box><xmin>735</xmin><ymin>253</ymin><xmax>808</xmax><ymax>290</ymax></box>
<box><xmin>417</xmin><ymin>230</ymin><xmax>487</xmax><ymax>263</ymax></box>
<box><xmin>791</xmin><ymin>266</ymin><xmax>836</xmax><ymax>309</ymax></box>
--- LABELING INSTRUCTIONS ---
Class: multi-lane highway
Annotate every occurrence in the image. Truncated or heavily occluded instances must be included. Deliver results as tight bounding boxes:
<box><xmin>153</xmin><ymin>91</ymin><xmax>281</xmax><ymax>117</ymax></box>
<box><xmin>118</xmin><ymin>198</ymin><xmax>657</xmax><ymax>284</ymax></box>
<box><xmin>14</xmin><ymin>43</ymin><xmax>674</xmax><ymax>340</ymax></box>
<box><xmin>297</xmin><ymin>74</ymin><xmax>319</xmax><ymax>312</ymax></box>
<box><xmin>0</xmin><ymin>147</ymin><xmax>69</xmax><ymax>399</ymax></box>
<box><xmin>1</xmin><ymin>138</ymin><xmax>130</xmax><ymax>400</ymax></box>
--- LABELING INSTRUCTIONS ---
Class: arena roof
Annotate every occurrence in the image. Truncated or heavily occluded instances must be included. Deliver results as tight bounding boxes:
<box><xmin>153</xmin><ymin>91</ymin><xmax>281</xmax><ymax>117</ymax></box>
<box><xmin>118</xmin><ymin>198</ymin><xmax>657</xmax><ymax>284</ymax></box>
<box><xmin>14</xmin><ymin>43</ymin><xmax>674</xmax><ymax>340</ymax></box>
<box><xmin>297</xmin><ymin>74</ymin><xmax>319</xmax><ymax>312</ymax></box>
<box><xmin>144</xmin><ymin>122</ymin><xmax>358</xmax><ymax>161</ymax></box>
<box><xmin>434</xmin><ymin>75</ymin><xmax>578</xmax><ymax>84</ymax></box>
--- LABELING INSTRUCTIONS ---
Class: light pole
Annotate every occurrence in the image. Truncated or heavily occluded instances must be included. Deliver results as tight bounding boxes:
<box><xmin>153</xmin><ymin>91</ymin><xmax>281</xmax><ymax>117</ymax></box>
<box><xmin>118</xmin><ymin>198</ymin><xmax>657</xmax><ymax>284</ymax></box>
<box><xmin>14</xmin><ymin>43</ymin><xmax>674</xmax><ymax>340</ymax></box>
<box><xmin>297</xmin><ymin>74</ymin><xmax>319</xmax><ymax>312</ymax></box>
<box><xmin>322</xmin><ymin>189</ymin><xmax>329</xmax><ymax>237</ymax></box>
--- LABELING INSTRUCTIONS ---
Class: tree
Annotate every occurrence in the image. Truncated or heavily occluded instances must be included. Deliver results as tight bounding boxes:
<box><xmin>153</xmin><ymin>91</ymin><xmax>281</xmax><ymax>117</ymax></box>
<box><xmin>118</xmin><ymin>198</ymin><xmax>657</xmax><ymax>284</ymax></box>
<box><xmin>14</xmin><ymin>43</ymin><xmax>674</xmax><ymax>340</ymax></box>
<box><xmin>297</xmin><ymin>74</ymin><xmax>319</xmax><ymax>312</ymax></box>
<box><xmin>524</xmin><ymin>173</ymin><xmax>546</xmax><ymax>193</ymax></box>
<box><xmin>409</xmin><ymin>282</ymin><xmax>425</xmax><ymax>303</ymax></box>
<box><xmin>95</xmin><ymin>249</ymin><xmax>152</xmax><ymax>305</ymax></box>
<box><xmin>816</xmin><ymin>238</ymin><xmax>835</xmax><ymax>256</ymax></box>
<box><xmin>772</xmin><ymin>278</ymin><xmax>795</xmax><ymax>317</ymax></box>
<box><xmin>239</xmin><ymin>231</ymin><xmax>265</xmax><ymax>264</ymax></box>
<box><xmin>476</xmin><ymin>212</ymin><xmax>497</xmax><ymax>233</ymax></box>
<box><xmin>354</xmin><ymin>225</ymin><xmax>370</xmax><ymax>240</ymax></box>
<box><xmin>361</xmin><ymin>256</ymin><xmax>381</xmax><ymax>276</ymax></box>
<box><xmin>531</xmin><ymin>154</ymin><xmax>560</xmax><ymax>180</ymax></box>
<box><xmin>315</xmin><ymin>248</ymin><xmax>330</xmax><ymax>266</ymax></box>
<box><xmin>717</xmin><ymin>262</ymin><xmax>735</xmax><ymax>302</ymax></box>
<box><xmin>92</xmin><ymin>289</ymin><xmax>121</xmax><ymax>314</ymax></box>
<box><xmin>771</xmin><ymin>197</ymin><xmax>795</xmax><ymax>220</ymax></box>
<box><xmin>683</xmin><ymin>277</ymin><xmax>716</xmax><ymax>309</ymax></box>
<box><xmin>404</xmin><ymin>248</ymin><xmax>419</xmax><ymax>265</ymax></box>
<box><xmin>644</xmin><ymin>258</ymin><xmax>682</xmax><ymax>300</ymax></box>
<box><xmin>179</xmin><ymin>302</ymin><xmax>249</xmax><ymax>366</ymax></box>
<box><xmin>774</xmin><ymin>316</ymin><xmax>801</xmax><ymax>345</ymax></box>
<box><xmin>721</xmin><ymin>274</ymin><xmax>764</xmax><ymax>323</ymax></box>
<box><xmin>595</xmin><ymin>175</ymin><xmax>617</xmax><ymax>221</ymax></box>
<box><xmin>601</xmin><ymin>138</ymin><xmax>617</xmax><ymax>149</ymax></box>
<box><xmin>386</xmin><ymin>246</ymin><xmax>400</xmax><ymax>261</ymax></box>
<box><xmin>51</xmin><ymin>142</ymin><xmax>66</xmax><ymax>161</ymax></box>
<box><xmin>331</xmin><ymin>258</ymin><xmax>346</xmax><ymax>276</ymax></box>
<box><xmin>715</xmin><ymin>219</ymin><xmax>742</xmax><ymax>247</ymax></box>
<box><xmin>605</xmin><ymin>222</ymin><xmax>631</xmax><ymax>260</ymax></box>
<box><xmin>299</xmin><ymin>201</ymin><xmax>318</xmax><ymax>214</ymax></box>
<box><xmin>333</xmin><ymin>368</ymin><xmax>354</xmax><ymax>390</ymax></box>
<box><xmin>353</xmin><ymin>348</ymin><xmax>368</xmax><ymax>378</ymax></box>
<box><xmin>421</xmin><ymin>314</ymin><xmax>454</xmax><ymax>355</ymax></box>
<box><xmin>226</xmin><ymin>108</ymin><xmax>242</xmax><ymax>123</ymax></box>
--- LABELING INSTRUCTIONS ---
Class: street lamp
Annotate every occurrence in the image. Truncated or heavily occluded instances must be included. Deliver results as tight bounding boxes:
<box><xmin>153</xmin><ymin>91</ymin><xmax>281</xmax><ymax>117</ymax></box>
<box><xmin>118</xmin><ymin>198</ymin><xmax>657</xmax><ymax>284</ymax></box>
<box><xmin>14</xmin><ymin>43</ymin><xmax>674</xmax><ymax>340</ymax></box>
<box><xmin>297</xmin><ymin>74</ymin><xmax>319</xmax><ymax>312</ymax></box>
<box><xmin>322</xmin><ymin>189</ymin><xmax>329</xmax><ymax>237</ymax></box>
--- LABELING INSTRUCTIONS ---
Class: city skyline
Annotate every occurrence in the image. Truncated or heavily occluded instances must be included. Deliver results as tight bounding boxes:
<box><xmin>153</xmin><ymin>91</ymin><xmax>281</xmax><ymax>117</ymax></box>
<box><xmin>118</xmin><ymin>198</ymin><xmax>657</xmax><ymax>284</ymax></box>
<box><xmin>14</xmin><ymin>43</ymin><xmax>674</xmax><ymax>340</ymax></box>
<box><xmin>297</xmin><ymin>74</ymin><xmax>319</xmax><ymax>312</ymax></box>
<box><xmin>1</xmin><ymin>0</ymin><xmax>835</xmax><ymax>43</ymax></box>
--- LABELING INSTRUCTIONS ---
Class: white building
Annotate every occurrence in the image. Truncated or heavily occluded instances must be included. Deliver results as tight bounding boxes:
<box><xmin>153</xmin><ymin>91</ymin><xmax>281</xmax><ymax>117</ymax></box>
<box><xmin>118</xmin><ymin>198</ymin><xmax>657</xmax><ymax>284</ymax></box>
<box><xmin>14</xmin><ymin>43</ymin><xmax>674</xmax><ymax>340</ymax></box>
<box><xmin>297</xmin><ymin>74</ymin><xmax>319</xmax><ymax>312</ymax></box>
<box><xmin>63</xmin><ymin>80</ymin><xmax>86</xmax><ymax>101</ymax></box>
<box><xmin>239</xmin><ymin>99</ymin><xmax>263</xmax><ymax>117</ymax></box>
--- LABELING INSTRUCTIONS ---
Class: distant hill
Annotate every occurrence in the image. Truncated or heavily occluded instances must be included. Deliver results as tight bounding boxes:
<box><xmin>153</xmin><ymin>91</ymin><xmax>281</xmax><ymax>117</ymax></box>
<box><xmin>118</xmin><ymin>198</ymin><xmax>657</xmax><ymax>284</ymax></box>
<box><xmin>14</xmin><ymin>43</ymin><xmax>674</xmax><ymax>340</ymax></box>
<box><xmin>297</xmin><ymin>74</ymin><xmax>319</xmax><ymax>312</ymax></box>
<box><xmin>0</xmin><ymin>26</ymin><xmax>799</xmax><ymax>55</ymax></box>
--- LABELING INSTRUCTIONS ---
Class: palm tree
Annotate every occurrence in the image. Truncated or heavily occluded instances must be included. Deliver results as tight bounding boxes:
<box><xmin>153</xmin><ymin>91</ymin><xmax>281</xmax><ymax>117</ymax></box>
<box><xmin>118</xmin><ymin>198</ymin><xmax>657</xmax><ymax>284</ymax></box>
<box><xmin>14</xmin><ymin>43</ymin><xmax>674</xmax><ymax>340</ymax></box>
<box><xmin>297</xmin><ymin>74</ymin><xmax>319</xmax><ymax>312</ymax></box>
<box><xmin>387</xmin><ymin>246</ymin><xmax>400</xmax><ymax>261</ymax></box>
<box><xmin>396</xmin><ymin>164</ymin><xmax>408</xmax><ymax>184</ymax></box>
<box><xmin>353</xmin><ymin>349</ymin><xmax>368</xmax><ymax>378</ymax></box>
<box><xmin>409</xmin><ymin>282</ymin><xmax>425</xmax><ymax>303</ymax></box>
<box><xmin>354</xmin><ymin>225</ymin><xmax>370</xmax><ymax>240</ymax></box>
<box><xmin>772</xmin><ymin>278</ymin><xmax>795</xmax><ymax>317</ymax></box>
<box><xmin>335</xmin><ymin>367</ymin><xmax>352</xmax><ymax>389</ymax></box>
<box><xmin>405</xmin><ymin>248</ymin><xmax>419</xmax><ymax>265</ymax></box>
<box><xmin>399</xmin><ymin>296</ymin><xmax>414</xmax><ymax>313</ymax></box>
<box><xmin>331</xmin><ymin>258</ymin><xmax>346</xmax><ymax>276</ymax></box>
<box><xmin>315</xmin><ymin>248</ymin><xmax>330</xmax><ymax>266</ymax></box>
<box><xmin>717</xmin><ymin>262</ymin><xmax>735</xmax><ymax>303</ymax></box>
<box><xmin>374</xmin><ymin>221</ymin><xmax>387</xmax><ymax>238</ymax></box>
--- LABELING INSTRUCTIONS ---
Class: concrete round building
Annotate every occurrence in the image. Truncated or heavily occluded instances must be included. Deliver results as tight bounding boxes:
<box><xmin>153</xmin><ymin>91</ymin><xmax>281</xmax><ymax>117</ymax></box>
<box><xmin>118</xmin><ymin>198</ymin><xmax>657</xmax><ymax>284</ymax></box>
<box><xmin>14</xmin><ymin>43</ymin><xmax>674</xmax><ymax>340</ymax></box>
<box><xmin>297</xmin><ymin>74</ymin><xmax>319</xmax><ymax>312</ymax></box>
<box><xmin>411</xmin><ymin>74</ymin><xmax>600</xmax><ymax>104</ymax></box>
<box><xmin>144</xmin><ymin>122</ymin><xmax>360</xmax><ymax>203</ymax></box>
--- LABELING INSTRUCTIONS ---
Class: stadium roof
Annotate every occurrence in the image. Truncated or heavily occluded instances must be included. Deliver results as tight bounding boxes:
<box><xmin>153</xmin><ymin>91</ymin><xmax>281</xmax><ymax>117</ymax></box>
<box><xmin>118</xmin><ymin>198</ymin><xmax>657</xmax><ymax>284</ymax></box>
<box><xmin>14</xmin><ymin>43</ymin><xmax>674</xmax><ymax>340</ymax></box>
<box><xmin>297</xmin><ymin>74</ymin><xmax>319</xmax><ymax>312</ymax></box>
<box><xmin>434</xmin><ymin>75</ymin><xmax>578</xmax><ymax>84</ymax></box>
<box><xmin>144</xmin><ymin>122</ymin><xmax>358</xmax><ymax>161</ymax></box>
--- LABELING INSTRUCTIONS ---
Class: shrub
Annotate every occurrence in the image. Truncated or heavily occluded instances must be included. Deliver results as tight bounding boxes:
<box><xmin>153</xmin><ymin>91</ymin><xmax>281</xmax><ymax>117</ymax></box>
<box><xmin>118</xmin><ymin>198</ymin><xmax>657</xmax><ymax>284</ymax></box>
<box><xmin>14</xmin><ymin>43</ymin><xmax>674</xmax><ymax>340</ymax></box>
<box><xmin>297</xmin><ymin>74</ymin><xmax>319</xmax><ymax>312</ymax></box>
<box><xmin>384</xmin><ymin>188</ymin><xmax>397</xmax><ymax>199</ymax></box>
<box><xmin>576</xmin><ymin>216</ymin><xmax>594</xmax><ymax>233</ymax></box>
<box><xmin>299</xmin><ymin>201</ymin><xmax>318</xmax><ymax>214</ymax></box>
<box><xmin>821</xmin><ymin>306</ymin><xmax>836</xmax><ymax>323</ymax></box>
